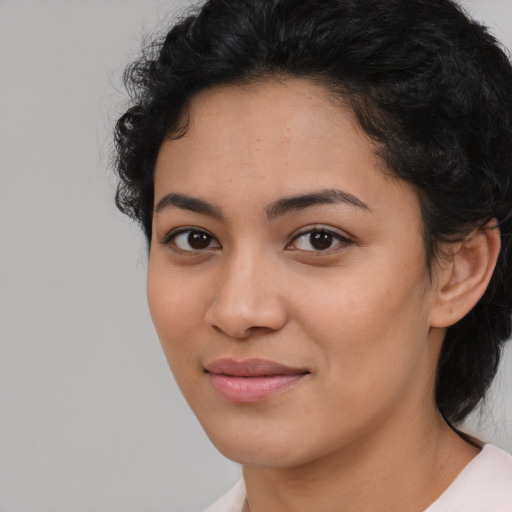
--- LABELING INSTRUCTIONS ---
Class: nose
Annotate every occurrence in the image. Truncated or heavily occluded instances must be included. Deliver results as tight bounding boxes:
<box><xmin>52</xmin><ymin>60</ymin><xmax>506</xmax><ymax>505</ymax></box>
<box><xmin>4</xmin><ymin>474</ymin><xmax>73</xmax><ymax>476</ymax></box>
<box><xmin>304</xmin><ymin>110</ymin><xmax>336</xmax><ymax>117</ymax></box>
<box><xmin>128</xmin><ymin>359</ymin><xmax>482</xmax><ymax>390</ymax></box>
<box><xmin>205</xmin><ymin>253</ymin><xmax>288</xmax><ymax>339</ymax></box>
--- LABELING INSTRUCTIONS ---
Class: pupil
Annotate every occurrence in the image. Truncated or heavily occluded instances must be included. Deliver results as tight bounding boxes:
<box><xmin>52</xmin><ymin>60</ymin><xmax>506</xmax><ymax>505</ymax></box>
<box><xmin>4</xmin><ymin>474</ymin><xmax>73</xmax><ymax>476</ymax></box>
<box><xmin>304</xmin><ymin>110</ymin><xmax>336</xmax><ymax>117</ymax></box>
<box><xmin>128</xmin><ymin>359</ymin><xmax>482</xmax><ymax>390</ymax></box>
<box><xmin>188</xmin><ymin>231</ymin><xmax>211</xmax><ymax>249</ymax></box>
<box><xmin>310</xmin><ymin>231</ymin><xmax>333</xmax><ymax>250</ymax></box>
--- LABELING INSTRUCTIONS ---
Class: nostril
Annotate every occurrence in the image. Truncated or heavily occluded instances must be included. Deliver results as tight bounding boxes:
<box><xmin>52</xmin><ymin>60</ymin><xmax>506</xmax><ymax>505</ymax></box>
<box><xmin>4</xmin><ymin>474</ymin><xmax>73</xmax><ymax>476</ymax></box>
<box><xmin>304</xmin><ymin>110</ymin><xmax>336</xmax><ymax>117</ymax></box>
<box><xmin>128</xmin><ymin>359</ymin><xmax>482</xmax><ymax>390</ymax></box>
<box><xmin>204</xmin><ymin>277</ymin><xmax>288</xmax><ymax>338</ymax></box>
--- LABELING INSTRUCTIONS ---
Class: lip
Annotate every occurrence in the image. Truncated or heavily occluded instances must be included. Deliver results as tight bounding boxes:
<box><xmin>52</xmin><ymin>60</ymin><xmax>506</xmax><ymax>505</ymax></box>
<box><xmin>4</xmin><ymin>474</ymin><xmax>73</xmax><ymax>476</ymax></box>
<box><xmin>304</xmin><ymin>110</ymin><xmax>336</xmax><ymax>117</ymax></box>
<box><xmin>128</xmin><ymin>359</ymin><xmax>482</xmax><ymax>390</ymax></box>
<box><xmin>205</xmin><ymin>358</ymin><xmax>309</xmax><ymax>404</ymax></box>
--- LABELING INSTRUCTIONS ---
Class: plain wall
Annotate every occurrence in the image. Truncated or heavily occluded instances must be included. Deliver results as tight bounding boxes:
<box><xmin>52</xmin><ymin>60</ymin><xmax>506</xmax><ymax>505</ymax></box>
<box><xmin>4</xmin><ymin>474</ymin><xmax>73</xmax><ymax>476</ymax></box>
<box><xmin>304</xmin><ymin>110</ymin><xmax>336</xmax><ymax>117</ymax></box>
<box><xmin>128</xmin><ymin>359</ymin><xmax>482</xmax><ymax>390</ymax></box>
<box><xmin>0</xmin><ymin>1</ymin><xmax>511</xmax><ymax>511</ymax></box>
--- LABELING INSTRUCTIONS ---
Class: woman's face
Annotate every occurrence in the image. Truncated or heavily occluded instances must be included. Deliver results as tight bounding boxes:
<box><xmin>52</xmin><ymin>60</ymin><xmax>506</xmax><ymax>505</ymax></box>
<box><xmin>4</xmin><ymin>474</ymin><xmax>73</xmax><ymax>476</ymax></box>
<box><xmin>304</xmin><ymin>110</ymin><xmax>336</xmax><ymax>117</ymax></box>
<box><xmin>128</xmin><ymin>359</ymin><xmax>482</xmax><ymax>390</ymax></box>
<box><xmin>148</xmin><ymin>79</ymin><xmax>445</xmax><ymax>468</ymax></box>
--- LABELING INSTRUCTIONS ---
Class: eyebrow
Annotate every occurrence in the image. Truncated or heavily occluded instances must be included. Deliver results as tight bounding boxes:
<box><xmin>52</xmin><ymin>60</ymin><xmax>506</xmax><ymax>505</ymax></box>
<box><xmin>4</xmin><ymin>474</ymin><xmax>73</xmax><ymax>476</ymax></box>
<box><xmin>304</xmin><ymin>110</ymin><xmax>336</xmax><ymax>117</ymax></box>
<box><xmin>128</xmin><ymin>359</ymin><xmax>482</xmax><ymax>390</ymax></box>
<box><xmin>154</xmin><ymin>188</ymin><xmax>370</xmax><ymax>219</ymax></box>
<box><xmin>265</xmin><ymin>188</ymin><xmax>370</xmax><ymax>219</ymax></box>
<box><xmin>154</xmin><ymin>193</ymin><xmax>223</xmax><ymax>218</ymax></box>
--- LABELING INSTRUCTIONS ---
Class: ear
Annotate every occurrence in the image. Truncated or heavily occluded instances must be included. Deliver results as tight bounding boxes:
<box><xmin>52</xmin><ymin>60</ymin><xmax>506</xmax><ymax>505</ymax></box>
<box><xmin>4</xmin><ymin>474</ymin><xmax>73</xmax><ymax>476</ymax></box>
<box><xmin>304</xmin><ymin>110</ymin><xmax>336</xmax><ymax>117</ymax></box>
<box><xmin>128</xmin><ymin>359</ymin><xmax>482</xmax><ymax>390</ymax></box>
<box><xmin>429</xmin><ymin>220</ymin><xmax>501</xmax><ymax>328</ymax></box>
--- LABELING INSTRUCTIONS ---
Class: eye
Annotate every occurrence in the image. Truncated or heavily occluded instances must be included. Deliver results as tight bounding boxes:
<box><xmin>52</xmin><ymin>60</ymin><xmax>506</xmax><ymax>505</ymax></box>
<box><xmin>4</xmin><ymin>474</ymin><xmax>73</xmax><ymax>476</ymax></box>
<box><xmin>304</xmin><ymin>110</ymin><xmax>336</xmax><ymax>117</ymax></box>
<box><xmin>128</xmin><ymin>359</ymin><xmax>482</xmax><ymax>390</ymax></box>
<box><xmin>288</xmin><ymin>227</ymin><xmax>352</xmax><ymax>252</ymax></box>
<box><xmin>163</xmin><ymin>228</ymin><xmax>221</xmax><ymax>252</ymax></box>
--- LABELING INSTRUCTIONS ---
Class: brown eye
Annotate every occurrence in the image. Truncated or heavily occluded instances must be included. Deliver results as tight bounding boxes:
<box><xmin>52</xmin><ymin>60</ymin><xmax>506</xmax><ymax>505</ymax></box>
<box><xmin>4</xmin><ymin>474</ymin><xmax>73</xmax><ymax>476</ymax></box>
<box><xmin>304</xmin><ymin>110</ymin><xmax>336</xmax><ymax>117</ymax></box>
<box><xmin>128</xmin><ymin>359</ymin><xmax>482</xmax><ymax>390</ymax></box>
<box><xmin>167</xmin><ymin>229</ymin><xmax>221</xmax><ymax>251</ymax></box>
<box><xmin>290</xmin><ymin>228</ymin><xmax>352</xmax><ymax>252</ymax></box>
<box><xmin>309</xmin><ymin>231</ymin><xmax>334</xmax><ymax>250</ymax></box>
<box><xmin>188</xmin><ymin>231</ymin><xmax>213</xmax><ymax>249</ymax></box>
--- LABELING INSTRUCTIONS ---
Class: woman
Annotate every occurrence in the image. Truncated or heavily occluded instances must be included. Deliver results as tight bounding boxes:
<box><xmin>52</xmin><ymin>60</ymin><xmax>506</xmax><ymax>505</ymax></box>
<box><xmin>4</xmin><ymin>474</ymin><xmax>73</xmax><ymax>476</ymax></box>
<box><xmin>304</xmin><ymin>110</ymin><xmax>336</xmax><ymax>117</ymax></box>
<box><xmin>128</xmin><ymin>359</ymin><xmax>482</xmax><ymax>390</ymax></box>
<box><xmin>113</xmin><ymin>0</ymin><xmax>512</xmax><ymax>510</ymax></box>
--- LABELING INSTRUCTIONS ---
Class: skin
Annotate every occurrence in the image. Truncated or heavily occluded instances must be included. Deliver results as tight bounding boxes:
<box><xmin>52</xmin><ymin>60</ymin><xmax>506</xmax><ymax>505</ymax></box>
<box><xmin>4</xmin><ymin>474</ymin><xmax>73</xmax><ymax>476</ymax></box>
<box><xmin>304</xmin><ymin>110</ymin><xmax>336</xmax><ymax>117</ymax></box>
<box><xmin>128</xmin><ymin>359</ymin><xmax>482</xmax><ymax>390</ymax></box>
<box><xmin>147</xmin><ymin>79</ymin><xmax>491</xmax><ymax>511</ymax></box>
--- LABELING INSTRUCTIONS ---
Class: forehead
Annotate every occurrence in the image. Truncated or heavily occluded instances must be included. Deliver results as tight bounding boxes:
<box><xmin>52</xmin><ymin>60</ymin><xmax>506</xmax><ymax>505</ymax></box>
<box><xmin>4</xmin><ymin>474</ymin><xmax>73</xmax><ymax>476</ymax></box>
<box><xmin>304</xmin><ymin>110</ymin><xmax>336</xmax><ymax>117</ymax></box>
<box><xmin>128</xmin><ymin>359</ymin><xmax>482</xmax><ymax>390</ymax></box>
<box><xmin>153</xmin><ymin>79</ymin><xmax>417</xmax><ymax>219</ymax></box>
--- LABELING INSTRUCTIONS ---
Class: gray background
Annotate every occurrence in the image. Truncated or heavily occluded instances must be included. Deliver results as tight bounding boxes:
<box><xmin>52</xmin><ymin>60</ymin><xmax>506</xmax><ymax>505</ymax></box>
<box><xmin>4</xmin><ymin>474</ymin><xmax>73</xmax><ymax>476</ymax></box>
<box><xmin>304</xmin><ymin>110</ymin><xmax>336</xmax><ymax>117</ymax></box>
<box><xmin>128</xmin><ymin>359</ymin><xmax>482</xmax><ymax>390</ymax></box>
<box><xmin>0</xmin><ymin>1</ymin><xmax>511</xmax><ymax>511</ymax></box>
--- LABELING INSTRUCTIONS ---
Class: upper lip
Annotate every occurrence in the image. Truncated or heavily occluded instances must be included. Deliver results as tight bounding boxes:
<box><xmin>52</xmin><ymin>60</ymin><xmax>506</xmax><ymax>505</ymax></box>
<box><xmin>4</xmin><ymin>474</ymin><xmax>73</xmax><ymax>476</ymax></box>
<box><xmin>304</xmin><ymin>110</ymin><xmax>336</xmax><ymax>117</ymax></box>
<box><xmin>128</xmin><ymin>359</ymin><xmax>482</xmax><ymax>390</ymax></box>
<box><xmin>205</xmin><ymin>358</ymin><xmax>309</xmax><ymax>377</ymax></box>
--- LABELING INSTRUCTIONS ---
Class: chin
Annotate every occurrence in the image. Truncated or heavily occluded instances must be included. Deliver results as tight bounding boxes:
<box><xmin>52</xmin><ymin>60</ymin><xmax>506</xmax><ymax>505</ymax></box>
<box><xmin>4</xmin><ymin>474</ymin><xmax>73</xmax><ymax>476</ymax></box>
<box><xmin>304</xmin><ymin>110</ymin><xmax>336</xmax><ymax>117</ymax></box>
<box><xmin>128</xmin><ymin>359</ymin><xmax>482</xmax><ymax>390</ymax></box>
<box><xmin>198</xmin><ymin>415</ymin><xmax>337</xmax><ymax>469</ymax></box>
<box><xmin>215</xmin><ymin>440</ymin><xmax>307</xmax><ymax>468</ymax></box>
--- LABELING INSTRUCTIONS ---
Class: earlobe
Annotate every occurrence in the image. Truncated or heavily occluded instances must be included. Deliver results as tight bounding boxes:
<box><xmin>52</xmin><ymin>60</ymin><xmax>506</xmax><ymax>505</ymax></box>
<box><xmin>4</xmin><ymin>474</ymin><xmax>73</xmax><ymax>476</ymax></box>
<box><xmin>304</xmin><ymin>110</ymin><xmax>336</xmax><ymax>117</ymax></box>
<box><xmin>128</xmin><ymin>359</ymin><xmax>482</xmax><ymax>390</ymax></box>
<box><xmin>430</xmin><ymin>220</ymin><xmax>501</xmax><ymax>328</ymax></box>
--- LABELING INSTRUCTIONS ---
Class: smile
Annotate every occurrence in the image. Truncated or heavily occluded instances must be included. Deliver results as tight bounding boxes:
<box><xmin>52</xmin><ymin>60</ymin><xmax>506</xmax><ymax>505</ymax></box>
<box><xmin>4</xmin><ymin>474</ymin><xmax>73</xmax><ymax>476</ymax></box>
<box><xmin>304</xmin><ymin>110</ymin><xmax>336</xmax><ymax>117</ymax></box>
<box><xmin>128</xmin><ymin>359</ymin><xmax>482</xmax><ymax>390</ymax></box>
<box><xmin>205</xmin><ymin>358</ymin><xmax>309</xmax><ymax>404</ymax></box>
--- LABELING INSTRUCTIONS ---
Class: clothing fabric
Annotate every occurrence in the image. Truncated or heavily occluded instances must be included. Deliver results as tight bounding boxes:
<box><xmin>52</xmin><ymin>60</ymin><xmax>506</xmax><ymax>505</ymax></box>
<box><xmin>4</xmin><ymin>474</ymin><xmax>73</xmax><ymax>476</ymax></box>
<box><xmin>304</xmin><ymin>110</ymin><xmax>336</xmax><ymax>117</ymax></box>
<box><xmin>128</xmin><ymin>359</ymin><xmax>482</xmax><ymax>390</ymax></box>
<box><xmin>204</xmin><ymin>479</ymin><xmax>246</xmax><ymax>512</ymax></box>
<box><xmin>424</xmin><ymin>444</ymin><xmax>512</xmax><ymax>512</ymax></box>
<box><xmin>203</xmin><ymin>444</ymin><xmax>512</xmax><ymax>512</ymax></box>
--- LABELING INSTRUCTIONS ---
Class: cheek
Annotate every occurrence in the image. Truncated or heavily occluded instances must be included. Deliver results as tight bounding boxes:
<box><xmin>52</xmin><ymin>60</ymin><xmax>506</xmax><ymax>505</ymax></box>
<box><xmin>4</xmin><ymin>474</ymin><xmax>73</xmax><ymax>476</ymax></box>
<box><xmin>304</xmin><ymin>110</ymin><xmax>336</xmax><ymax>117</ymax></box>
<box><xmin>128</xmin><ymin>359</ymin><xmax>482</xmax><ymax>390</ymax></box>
<box><xmin>147</xmin><ymin>259</ymin><xmax>209</xmax><ymax>369</ymax></box>
<box><xmin>289</xmin><ymin>262</ymin><xmax>432</xmax><ymax>388</ymax></box>
<box><xmin>282</xmin><ymin>276</ymin><xmax>435</xmax><ymax>452</ymax></box>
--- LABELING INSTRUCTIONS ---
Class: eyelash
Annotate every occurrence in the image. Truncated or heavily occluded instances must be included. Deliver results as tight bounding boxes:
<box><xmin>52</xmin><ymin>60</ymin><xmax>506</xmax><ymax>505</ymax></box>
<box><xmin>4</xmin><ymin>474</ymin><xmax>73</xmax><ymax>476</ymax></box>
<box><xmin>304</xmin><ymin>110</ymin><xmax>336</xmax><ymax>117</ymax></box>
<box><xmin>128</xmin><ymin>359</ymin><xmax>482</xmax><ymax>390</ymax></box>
<box><xmin>161</xmin><ymin>227</ymin><xmax>221</xmax><ymax>252</ymax></box>
<box><xmin>161</xmin><ymin>226</ymin><xmax>353</xmax><ymax>254</ymax></box>
<box><xmin>287</xmin><ymin>226</ymin><xmax>353</xmax><ymax>253</ymax></box>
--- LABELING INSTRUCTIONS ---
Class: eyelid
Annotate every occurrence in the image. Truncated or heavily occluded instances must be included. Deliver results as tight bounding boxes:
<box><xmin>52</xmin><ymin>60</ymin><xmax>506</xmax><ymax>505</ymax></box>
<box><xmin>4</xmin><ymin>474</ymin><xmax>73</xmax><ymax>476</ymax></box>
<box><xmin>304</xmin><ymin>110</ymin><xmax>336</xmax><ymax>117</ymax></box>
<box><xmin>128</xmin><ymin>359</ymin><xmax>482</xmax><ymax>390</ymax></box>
<box><xmin>289</xmin><ymin>224</ymin><xmax>352</xmax><ymax>241</ymax></box>
<box><xmin>287</xmin><ymin>225</ymin><xmax>354</xmax><ymax>252</ymax></box>
<box><xmin>160</xmin><ymin>226</ymin><xmax>221</xmax><ymax>251</ymax></box>
<box><xmin>158</xmin><ymin>224</ymin><xmax>353</xmax><ymax>253</ymax></box>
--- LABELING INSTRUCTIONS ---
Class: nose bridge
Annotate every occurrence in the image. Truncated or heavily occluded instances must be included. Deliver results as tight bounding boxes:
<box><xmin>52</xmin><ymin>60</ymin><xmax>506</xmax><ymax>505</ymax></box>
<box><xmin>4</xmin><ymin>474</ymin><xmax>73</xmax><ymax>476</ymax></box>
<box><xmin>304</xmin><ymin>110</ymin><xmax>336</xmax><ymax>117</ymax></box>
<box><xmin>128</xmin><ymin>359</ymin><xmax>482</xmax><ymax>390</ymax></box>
<box><xmin>206</xmin><ymin>245</ymin><xmax>287</xmax><ymax>338</ymax></box>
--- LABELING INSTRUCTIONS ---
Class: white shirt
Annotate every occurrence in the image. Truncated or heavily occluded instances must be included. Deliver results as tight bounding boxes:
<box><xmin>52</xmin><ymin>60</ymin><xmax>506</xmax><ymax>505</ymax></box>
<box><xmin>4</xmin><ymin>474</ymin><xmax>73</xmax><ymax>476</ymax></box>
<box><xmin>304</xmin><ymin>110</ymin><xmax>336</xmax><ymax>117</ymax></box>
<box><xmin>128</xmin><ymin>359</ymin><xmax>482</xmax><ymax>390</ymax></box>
<box><xmin>204</xmin><ymin>444</ymin><xmax>512</xmax><ymax>512</ymax></box>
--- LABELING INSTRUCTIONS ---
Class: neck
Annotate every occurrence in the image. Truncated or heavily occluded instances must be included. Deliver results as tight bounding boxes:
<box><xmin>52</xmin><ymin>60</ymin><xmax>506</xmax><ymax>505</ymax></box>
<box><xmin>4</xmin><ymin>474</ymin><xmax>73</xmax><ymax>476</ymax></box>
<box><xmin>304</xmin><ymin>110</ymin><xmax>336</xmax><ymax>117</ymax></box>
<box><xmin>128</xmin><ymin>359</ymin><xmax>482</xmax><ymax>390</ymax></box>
<box><xmin>241</xmin><ymin>410</ymin><xmax>479</xmax><ymax>512</ymax></box>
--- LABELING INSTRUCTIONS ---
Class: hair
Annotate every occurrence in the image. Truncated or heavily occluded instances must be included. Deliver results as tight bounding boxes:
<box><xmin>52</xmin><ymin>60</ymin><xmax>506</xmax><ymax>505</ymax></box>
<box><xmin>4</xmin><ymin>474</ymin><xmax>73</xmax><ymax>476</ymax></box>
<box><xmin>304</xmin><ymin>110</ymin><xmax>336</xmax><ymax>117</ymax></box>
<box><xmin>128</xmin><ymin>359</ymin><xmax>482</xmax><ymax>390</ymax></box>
<box><xmin>113</xmin><ymin>0</ymin><xmax>512</xmax><ymax>425</ymax></box>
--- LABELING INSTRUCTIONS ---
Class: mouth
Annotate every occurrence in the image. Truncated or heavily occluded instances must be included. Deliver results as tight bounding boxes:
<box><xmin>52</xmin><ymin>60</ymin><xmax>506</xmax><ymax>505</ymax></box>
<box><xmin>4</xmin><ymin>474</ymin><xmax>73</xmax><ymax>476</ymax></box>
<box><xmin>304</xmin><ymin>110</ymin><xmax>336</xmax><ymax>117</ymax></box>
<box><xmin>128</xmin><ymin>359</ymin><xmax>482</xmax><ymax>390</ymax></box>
<box><xmin>204</xmin><ymin>358</ymin><xmax>310</xmax><ymax>404</ymax></box>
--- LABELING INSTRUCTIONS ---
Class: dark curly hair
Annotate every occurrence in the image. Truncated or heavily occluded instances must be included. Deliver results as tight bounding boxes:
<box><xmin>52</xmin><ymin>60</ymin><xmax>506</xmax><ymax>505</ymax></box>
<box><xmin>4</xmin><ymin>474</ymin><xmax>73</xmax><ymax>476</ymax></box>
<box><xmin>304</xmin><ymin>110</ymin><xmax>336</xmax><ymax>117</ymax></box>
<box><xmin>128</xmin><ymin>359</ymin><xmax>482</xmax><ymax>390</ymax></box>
<box><xmin>114</xmin><ymin>0</ymin><xmax>512</xmax><ymax>425</ymax></box>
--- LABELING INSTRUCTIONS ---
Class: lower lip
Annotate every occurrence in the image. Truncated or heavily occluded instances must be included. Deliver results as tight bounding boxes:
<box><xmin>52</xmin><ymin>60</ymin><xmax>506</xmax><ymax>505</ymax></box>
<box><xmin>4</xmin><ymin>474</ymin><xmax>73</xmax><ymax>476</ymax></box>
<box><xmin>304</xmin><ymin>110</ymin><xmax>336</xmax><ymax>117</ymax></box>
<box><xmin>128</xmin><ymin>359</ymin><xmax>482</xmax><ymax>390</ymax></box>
<box><xmin>208</xmin><ymin>374</ymin><xmax>306</xmax><ymax>404</ymax></box>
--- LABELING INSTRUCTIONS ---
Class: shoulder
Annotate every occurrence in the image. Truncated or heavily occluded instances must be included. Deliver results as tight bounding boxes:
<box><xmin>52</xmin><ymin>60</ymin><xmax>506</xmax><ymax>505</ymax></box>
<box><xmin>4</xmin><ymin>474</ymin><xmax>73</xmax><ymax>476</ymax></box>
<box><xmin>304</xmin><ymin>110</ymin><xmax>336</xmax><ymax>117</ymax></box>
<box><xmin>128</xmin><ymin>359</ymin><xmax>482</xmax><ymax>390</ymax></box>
<box><xmin>203</xmin><ymin>479</ymin><xmax>246</xmax><ymax>512</ymax></box>
<box><xmin>425</xmin><ymin>444</ymin><xmax>512</xmax><ymax>512</ymax></box>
